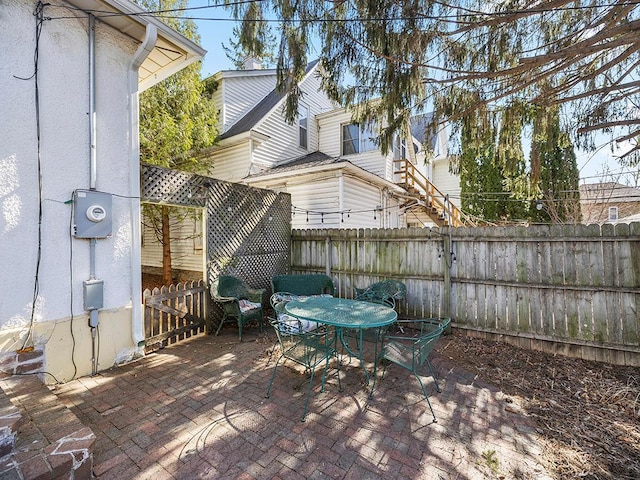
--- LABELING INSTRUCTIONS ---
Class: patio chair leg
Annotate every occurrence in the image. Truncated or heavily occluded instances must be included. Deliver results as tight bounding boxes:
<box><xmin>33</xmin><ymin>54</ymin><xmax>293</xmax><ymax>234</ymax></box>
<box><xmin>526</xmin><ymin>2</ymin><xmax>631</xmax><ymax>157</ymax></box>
<box><xmin>214</xmin><ymin>313</ymin><xmax>227</xmax><ymax>336</ymax></box>
<box><xmin>301</xmin><ymin>368</ymin><xmax>317</xmax><ymax>422</ymax></box>
<box><xmin>265</xmin><ymin>355</ymin><xmax>284</xmax><ymax>399</ymax></box>
<box><xmin>368</xmin><ymin>328</ymin><xmax>383</xmax><ymax>399</ymax></box>
<box><xmin>426</xmin><ymin>359</ymin><xmax>441</xmax><ymax>393</ymax></box>
<box><xmin>413</xmin><ymin>372</ymin><xmax>437</xmax><ymax>423</ymax></box>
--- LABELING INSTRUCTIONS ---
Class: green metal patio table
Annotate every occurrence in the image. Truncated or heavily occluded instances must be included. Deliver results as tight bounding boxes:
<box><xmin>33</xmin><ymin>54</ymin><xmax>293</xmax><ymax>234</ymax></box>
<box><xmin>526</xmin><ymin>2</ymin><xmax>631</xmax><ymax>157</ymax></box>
<box><xmin>285</xmin><ymin>296</ymin><xmax>397</xmax><ymax>389</ymax></box>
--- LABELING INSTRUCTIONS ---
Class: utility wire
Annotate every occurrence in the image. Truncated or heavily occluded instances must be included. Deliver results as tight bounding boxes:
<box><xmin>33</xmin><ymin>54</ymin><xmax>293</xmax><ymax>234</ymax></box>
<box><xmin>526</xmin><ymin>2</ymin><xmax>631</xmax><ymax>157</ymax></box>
<box><xmin>15</xmin><ymin>1</ymin><xmax>49</xmax><ymax>351</ymax></box>
<box><xmin>48</xmin><ymin>1</ymin><xmax>640</xmax><ymax>23</ymax></box>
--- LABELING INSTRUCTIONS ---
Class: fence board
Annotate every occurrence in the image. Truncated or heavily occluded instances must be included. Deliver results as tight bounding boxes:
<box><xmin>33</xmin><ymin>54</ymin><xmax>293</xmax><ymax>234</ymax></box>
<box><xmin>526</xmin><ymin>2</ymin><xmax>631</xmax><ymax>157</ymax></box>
<box><xmin>291</xmin><ymin>225</ymin><xmax>640</xmax><ymax>366</ymax></box>
<box><xmin>143</xmin><ymin>280</ymin><xmax>207</xmax><ymax>352</ymax></box>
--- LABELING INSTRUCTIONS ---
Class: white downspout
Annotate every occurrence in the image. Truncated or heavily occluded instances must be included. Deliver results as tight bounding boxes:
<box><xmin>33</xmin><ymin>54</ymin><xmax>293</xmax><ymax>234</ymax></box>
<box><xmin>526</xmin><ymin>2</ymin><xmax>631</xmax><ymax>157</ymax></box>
<box><xmin>128</xmin><ymin>24</ymin><xmax>157</xmax><ymax>346</ymax></box>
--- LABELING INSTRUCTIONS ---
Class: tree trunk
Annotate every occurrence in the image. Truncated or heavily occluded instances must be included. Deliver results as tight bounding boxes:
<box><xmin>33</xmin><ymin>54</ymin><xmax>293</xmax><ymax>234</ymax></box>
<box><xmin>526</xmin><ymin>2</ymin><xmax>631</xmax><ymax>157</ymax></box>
<box><xmin>162</xmin><ymin>205</ymin><xmax>172</xmax><ymax>285</ymax></box>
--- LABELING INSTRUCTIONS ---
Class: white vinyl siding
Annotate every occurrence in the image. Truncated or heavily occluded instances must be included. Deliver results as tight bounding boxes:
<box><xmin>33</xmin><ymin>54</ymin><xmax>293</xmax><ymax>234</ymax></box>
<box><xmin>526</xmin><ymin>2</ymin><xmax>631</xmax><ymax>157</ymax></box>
<box><xmin>220</xmin><ymin>73</ymin><xmax>277</xmax><ymax>132</ymax></box>
<box><xmin>431</xmin><ymin>156</ymin><xmax>461</xmax><ymax>208</ymax></box>
<box><xmin>318</xmin><ymin>110</ymin><xmax>393</xmax><ymax>181</ymax></box>
<box><xmin>251</xmin><ymin>72</ymin><xmax>333</xmax><ymax>168</ymax></box>
<box><xmin>288</xmin><ymin>178</ymin><xmax>341</xmax><ymax>229</ymax></box>
<box><xmin>318</xmin><ymin>110</ymin><xmax>352</xmax><ymax>156</ymax></box>
<box><xmin>208</xmin><ymin>142</ymin><xmax>252</xmax><ymax>182</ymax></box>
<box><xmin>341</xmin><ymin>176</ymin><xmax>386</xmax><ymax>228</ymax></box>
<box><xmin>141</xmin><ymin>212</ymin><xmax>205</xmax><ymax>274</ymax></box>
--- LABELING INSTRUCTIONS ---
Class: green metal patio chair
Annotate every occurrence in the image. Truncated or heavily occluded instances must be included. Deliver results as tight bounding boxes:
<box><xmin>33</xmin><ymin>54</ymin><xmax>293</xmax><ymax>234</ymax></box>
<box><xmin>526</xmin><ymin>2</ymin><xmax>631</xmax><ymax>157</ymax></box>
<box><xmin>378</xmin><ymin>317</ymin><xmax>451</xmax><ymax>422</ymax></box>
<box><xmin>210</xmin><ymin>275</ymin><xmax>265</xmax><ymax>341</ymax></box>
<box><xmin>266</xmin><ymin>292</ymin><xmax>340</xmax><ymax>421</ymax></box>
<box><xmin>340</xmin><ymin>292</ymin><xmax>396</xmax><ymax>387</ymax></box>
<box><xmin>353</xmin><ymin>280</ymin><xmax>406</xmax><ymax>310</ymax></box>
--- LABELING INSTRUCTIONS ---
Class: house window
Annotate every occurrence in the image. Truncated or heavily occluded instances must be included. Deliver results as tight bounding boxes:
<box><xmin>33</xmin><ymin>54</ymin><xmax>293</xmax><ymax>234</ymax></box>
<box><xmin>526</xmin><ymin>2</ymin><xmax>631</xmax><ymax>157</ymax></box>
<box><xmin>393</xmin><ymin>136</ymin><xmax>407</xmax><ymax>160</ymax></box>
<box><xmin>608</xmin><ymin>206</ymin><xmax>618</xmax><ymax>222</ymax></box>
<box><xmin>298</xmin><ymin>105</ymin><xmax>308</xmax><ymax>150</ymax></box>
<box><xmin>341</xmin><ymin>123</ymin><xmax>377</xmax><ymax>155</ymax></box>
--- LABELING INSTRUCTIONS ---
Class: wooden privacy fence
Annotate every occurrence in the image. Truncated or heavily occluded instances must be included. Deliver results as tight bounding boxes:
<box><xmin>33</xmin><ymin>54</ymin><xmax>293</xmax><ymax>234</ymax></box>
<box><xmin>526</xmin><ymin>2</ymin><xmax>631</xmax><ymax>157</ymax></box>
<box><xmin>291</xmin><ymin>224</ymin><xmax>640</xmax><ymax>366</ymax></box>
<box><xmin>143</xmin><ymin>280</ymin><xmax>209</xmax><ymax>352</ymax></box>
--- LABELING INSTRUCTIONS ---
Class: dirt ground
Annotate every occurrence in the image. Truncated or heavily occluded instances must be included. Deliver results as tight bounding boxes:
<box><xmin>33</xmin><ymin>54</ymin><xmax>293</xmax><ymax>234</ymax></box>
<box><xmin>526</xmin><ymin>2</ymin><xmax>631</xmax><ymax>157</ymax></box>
<box><xmin>436</xmin><ymin>332</ymin><xmax>640</xmax><ymax>480</ymax></box>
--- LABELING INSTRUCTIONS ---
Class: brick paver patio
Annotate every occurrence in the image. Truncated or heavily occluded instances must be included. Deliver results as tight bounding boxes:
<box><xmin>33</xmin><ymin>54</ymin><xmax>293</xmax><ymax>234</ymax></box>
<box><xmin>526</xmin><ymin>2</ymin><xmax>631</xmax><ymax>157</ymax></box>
<box><xmin>52</xmin><ymin>328</ymin><xmax>553</xmax><ymax>479</ymax></box>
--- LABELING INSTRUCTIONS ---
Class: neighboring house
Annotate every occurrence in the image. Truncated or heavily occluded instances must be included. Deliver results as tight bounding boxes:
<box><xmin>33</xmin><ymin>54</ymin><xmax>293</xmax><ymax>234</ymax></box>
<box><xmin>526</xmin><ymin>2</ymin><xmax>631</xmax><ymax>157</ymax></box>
<box><xmin>141</xmin><ymin>60</ymin><xmax>463</xmax><ymax>274</ymax></box>
<box><xmin>1</xmin><ymin>0</ymin><xmax>204</xmax><ymax>382</ymax></box>
<box><xmin>204</xmin><ymin>60</ymin><xmax>462</xmax><ymax>230</ymax></box>
<box><xmin>580</xmin><ymin>182</ymin><xmax>640</xmax><ymax>224</ymax></box>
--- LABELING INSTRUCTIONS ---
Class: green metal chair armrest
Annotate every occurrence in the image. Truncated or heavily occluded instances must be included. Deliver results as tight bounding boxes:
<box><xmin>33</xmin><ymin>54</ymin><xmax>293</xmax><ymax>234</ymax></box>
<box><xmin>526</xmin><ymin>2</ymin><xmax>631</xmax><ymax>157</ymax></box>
<box><xmin>212</xmin><ymin>295</ymin><xmax>237</xmax><ymax>303</ymax></box>
<box><xmin>246</xmin><ymin>288</ymin><xmax>265</xmax><ymax>303</ymax></box>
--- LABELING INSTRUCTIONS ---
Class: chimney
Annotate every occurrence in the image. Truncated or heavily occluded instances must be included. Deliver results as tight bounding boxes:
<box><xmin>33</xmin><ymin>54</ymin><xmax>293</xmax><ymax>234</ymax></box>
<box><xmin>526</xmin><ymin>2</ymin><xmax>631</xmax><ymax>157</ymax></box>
<box><xmin>242</xmin><ymin>56</ymin><xmax>262</xmax><ymax>70</ymax></box>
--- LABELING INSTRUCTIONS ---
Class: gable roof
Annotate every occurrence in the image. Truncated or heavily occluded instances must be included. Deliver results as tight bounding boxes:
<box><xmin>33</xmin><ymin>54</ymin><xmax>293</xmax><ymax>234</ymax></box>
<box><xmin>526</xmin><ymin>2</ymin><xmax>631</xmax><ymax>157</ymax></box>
<box><xmin>220</xmin><ymin>59</ymin><xmax>320</xmax><ymax>140</ymax></box>
<box><xmin>247</xmin><ymin>152</ymin><xmax>338</xmax><ymax>178</ymax></box>
<box><xmin>410</xmin><ymin>113</ymin><xmax>440</xmax><ymax>151</ymax></box>
<box><xmin>579</xmin><ymin>182</ymin><xmax>640</xmax><ymax>203</ymax></box>
<box><xmin>66</xmin><ymin>0</ymin><xmax>205</xmax><ymax>91</ymax></box>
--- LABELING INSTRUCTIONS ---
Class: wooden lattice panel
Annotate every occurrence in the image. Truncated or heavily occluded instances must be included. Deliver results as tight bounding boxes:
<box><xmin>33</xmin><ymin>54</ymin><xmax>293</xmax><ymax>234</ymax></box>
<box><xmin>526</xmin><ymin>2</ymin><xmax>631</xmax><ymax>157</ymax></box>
<box><xmin>141</xmin><ymin>163</ymin><xmax>291</xmax><ymax>292</ymax></box>
<box><xmin>141</xmin><ymin>163</ymin><xmax>208</xmax><ymax>207</ymax></box>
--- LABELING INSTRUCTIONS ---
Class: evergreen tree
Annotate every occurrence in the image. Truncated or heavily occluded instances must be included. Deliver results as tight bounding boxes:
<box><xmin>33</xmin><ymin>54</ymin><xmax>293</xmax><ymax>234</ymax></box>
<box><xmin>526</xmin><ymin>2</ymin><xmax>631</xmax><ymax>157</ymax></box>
<box><xmin>214</xmin><ymin>0</ymin><xmax>640</xmax><ymax>163</ymax></box>
<box><xmin>532</xmin><ymin>107</ymin><xmax>582</xmax><ymax>223</ymax></box>
<box><xmin>136</xmin><ymin>0</ymin><xmax>218</xmax><ymax>284</ymax></box>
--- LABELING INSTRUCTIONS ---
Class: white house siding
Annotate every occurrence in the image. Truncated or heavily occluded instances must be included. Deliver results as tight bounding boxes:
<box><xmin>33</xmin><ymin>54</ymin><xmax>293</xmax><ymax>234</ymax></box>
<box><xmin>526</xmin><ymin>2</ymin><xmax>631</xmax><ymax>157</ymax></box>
<box><xmin>431</xmin><ymin>157</ymin><xmax>462</xmax><ymax>208</ymax></box>
<box><xmin>346</xmin><ymin>151</ymin><xmax>391</xmax><ymax>180</ymax></box>
<box><xmin>1</xmin><ymin>0</ymin><xmax>142</xmax><ymax>381</ymax></box>
<box><xmin>141</xmin><ymin>211</ymin><xmax>204</xmax><ymax>274</ymax></box>
<box><xmin>341</xmin><ymin>176</ymin><xmax>389</xmax><ymax>228</ymax></box>
<box><xmin>287</xmin><ymin>177</ymin><xmax>342</xmax><ymax>229</ymax></box>
<box><xmin>318</xmin><ymin>109</ymin><xmax>351</xmax><ymax>157</ymax></box>
<box><xmin>209</xmin><ymin>142</ymin><xmax>252</xmax><ymax>182</ymax></box>
<box><xmin>220</xmin><ymin>72</ymin><xmax>277</xmax><ymax>132</ymax></box>
<box><xmin>317</xmin><ymin>110</ymin><xmax>392</xmax><ymax>180</ymax></box>
<box><xmin>212</xmin><ymin>83</ymin><xmax>223</xmax><ymax>129</ymax></box>
<box><xmin>251</xmin><ymin>71</ymin><xmax>335</xmax><ymax>169</ymax></box>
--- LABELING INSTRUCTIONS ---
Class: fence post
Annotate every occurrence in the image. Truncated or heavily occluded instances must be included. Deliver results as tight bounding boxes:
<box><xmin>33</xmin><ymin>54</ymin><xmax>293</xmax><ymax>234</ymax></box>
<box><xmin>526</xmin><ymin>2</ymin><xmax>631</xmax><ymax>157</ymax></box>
<box><xmin>325</xmin><ymin>236</ymin><xmax>331</xmax><ymax>277</ymax></box>
<box><xmin>442</xmin><ymin>229</ymin><xmax>452</xmax><ymax>333</ymax></box>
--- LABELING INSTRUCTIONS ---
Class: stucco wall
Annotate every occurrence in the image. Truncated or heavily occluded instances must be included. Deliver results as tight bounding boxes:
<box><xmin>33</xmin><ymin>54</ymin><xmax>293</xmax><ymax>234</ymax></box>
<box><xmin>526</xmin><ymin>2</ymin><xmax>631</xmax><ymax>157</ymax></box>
<box><xmin>0</xmin><ymin>0</ymin><xmax>140</xmax><ymax>380</ymax></box>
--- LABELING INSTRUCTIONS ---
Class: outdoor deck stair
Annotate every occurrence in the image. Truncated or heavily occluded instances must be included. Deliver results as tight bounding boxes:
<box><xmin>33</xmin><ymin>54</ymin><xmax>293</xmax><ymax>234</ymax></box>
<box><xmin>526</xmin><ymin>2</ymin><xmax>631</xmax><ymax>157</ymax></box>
<box><xmin>393</xmin><ymin>159</ymin><xmax>465</xmax><ymax>227</ymax></box>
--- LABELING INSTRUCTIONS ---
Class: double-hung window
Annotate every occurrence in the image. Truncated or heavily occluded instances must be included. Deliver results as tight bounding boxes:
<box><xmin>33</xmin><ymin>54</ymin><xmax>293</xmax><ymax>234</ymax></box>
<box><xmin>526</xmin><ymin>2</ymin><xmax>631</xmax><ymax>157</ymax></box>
<box><xmin>393</xmin><ymin>136</ymin><xmax>407</xmax><ymax>160</ymax></box>
<box><xmin>608</xmin><ymin>206</ymin><xmax>618</xmax><ymax>222</ymax></box>
<box><xmin>342</xmin><ymin>123</ymin><xmax>377</xmax><ymax>155</ymax></box>
<box><xmin>298</xmin><ymin>105</ymin><xmax>309</xmax><ymax>150</ymax></box>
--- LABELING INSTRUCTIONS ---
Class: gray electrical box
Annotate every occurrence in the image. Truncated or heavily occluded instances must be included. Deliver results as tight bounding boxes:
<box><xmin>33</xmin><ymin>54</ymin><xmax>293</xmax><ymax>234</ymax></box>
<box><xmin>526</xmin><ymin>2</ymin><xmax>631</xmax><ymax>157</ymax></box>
<box><xmin>73</xmin><ymin>190</ymin><xmax>112</xmax><ymax>238</ymax></box>
<box><xmin>83</xmin><ymin>279</ymin><xmax>104</xmax><ymax>310</ymax></box>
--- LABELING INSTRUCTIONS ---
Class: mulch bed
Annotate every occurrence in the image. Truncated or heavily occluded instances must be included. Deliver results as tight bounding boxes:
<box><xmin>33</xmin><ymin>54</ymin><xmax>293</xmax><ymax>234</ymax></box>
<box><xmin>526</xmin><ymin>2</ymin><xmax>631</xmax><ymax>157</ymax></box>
<box><xmin>437</xmin><ymin>332</ymin><xmax>640</xmax><ymax>480</ymax></box>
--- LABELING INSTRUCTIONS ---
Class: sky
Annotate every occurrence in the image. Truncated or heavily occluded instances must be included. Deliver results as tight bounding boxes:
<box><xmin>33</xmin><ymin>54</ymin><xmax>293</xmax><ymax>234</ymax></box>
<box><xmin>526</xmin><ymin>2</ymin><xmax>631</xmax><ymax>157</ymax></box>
<box><xmin>186</xmin><ymin>1</ymin><xmax>633</xmax><ymax>185</ymax></box>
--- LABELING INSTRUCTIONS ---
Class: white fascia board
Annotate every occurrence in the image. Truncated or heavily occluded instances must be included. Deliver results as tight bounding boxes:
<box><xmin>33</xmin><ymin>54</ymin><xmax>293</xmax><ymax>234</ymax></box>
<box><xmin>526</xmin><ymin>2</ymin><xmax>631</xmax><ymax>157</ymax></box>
<box><xmin>214</xmin><ymin>69</ymin><xmax>278</xmax><ymax>80</ymax></box>
<box><xmin>66</xmin><ymin>0</ymin><xmax>205</xmax><ymax>91</ymax></box>
<box><xmin>216</xmin><ymin>130</ymin><xmax>271</xmax><ymax>149</ymax></box>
